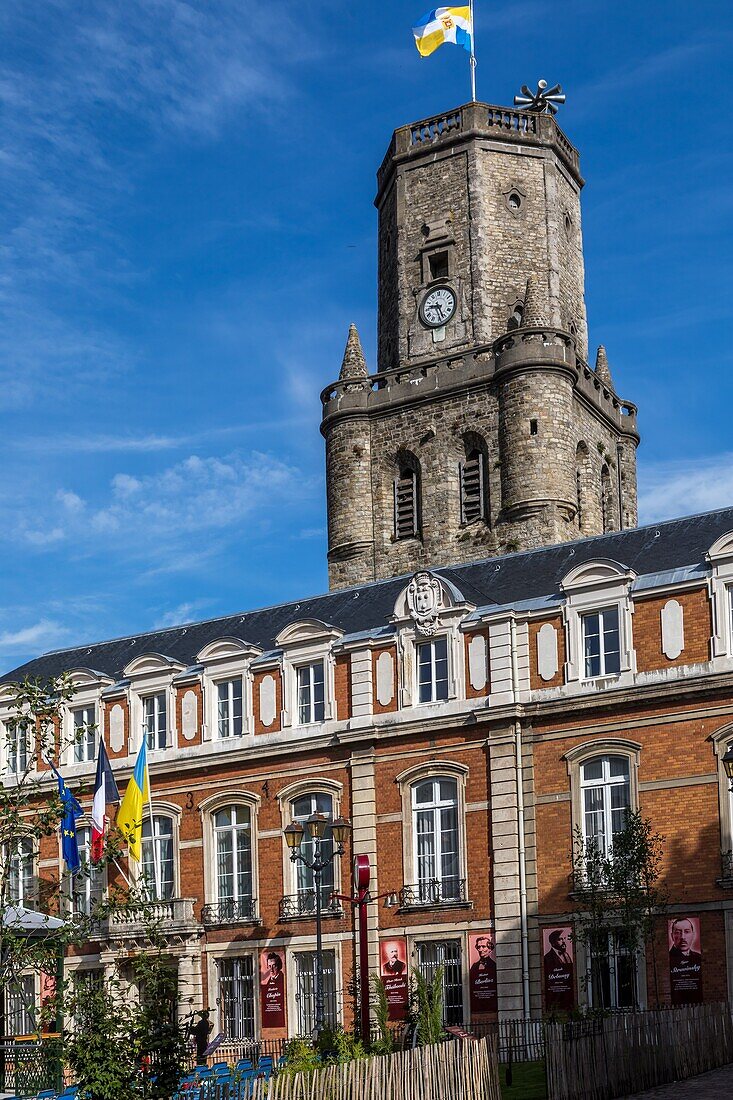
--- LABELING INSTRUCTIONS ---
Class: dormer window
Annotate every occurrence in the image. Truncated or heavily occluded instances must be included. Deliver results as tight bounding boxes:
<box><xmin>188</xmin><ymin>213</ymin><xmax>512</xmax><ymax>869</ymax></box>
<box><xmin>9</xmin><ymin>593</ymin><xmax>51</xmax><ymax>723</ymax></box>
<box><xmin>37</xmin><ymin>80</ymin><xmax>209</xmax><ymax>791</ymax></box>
<box><xmin>217</xmin><ymin>679</ymin><xmax>243</xmax><ymax>739</ymax></box>
<box><xmin>582</xmin><ymin>608</ymin><xmax>621</xmax><ymax>679</ymax></box>
<box><xmin>143</xmin><ymin>693</ymin><xmax>167</xmax><ymax>751</ymax></box>
<box><xmin>72</xmin><ymin>705</ymin><xmax>97</xmax><ymax>763</ymax></box>
<box><xmin>7</xmin><ymin>720</ymin><xmax>29</xmax><ymax>776</ymax></box>
<box><xmin>417</xmin><ymin>637</ymin><xmax>449</xmax><ymax>703</ymax></box>
<box><xmin>297</xmin><ymin>661</ymin><xmax>325</xmax><ymax>725</ymax></box>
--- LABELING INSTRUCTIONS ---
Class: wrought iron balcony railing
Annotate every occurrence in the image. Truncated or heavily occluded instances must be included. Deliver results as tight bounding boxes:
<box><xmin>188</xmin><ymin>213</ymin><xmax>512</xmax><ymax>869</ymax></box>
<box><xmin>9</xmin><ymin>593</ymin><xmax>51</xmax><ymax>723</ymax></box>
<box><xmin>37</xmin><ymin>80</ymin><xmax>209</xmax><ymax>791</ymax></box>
<box><xmin>279</xmin><ymin>890</ymin><xmax>342</xmax><ymax>921</ymax></box>
<box><xmin>201</xmin><ymin>898</ymin><xmax>259</xmax><ymax>926</ymax></box>
<box><xmin>399</xmin><ymin>878</ymin><xmax>468</xmax><ymax>909</ymax></box>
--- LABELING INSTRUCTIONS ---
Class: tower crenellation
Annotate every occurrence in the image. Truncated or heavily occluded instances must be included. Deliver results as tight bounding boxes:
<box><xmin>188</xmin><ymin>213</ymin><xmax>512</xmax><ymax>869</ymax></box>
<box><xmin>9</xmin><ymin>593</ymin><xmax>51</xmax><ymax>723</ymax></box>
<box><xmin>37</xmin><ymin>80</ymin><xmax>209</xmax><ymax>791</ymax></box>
<box><xmin>321</xmin><ymin>98</ymin><xmax>639</xmax><ymax>590</ymax></box>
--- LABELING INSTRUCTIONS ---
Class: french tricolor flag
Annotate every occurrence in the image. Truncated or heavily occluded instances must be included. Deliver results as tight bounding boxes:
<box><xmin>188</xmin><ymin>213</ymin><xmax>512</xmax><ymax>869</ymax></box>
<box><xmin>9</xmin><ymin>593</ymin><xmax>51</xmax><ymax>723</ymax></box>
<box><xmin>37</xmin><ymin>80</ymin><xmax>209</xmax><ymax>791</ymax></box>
<box><xmin>91</xmin><ymin>740</ymin><xmax>120</xmax><ymax>862</ymax></box>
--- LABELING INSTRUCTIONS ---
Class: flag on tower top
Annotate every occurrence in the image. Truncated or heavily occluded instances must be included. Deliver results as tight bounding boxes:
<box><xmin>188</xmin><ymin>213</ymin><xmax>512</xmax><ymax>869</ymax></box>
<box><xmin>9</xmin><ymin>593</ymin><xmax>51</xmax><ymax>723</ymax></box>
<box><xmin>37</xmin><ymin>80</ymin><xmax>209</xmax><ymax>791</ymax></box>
<box><xmin>412</xmin><ymin>6</ymin><xmax>473</xmax><ymax>57</ymax></box>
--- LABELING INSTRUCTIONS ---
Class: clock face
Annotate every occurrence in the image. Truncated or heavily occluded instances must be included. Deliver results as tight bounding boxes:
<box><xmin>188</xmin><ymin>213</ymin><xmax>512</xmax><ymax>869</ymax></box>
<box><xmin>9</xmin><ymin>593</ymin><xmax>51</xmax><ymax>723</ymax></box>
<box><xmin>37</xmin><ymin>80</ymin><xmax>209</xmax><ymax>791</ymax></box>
<box><xmin>420</xmin><ymin>285</ymin><xmax>456</xmax><ymax>328</ymax></box>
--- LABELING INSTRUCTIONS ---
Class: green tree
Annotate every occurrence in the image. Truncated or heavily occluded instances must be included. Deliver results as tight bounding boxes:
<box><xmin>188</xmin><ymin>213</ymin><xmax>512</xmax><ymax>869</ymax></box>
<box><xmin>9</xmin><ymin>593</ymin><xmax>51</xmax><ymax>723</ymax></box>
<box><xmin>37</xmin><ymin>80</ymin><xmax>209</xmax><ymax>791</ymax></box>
<box><xmin>410</xmin><ymin>964</ymin><xmax>444</xmax><ymax>1045</ymax></box>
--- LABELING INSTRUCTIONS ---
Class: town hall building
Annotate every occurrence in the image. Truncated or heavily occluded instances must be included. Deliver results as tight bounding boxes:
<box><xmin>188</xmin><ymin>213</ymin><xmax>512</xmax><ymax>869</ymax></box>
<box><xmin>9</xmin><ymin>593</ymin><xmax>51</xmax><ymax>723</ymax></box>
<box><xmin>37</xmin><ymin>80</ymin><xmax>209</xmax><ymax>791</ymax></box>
<box><xmin>4</xmin><ymin>96</ymin><xmax>733</xmax><ymax>1043</ymax></box>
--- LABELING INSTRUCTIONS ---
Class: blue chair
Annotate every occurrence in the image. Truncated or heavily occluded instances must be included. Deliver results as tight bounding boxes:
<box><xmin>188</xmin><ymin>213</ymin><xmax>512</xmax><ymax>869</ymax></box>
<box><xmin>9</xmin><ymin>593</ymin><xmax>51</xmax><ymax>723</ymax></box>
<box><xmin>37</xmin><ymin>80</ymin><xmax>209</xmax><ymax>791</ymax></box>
<box><xmin>212</xmin><ymin>1061</ymin><xmax>229</xmax><ymax>1074</ymax></box>
<box><xmin>235</xmin><ymin>1059</ymin><xmax>254</xmax><ymax>1071</ymax></box>
<box><xmin>37</xmin><ymin>1091</ymin><xmax>57</xmax><ymax>1099</ymax></box>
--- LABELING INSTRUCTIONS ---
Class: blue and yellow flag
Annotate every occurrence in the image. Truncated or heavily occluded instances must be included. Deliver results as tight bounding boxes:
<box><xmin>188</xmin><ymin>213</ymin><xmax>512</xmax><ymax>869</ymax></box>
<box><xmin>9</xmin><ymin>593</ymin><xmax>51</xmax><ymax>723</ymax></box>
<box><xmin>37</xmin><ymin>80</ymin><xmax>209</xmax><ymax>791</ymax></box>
<box><xmin>52</xmin><ymin>763</ymin><xmax>83</xmax><ymax>875</ymax></box>
<box><xmin>412</xmin><ymin>6</ymin><xmax>473</xmax><ymax>57</ymax></box>
<box><xmin>116</xmin><ymin>739</ymin><xmax>150</xmax><ymax>862</ymax></box>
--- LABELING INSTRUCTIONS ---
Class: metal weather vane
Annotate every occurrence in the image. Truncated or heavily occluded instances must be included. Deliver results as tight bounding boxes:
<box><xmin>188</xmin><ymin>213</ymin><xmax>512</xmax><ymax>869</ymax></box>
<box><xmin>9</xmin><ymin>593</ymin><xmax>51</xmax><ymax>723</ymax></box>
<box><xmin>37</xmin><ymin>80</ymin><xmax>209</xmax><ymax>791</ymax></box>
<box><xmin>514</xmin><ymin>79</ymin><xmax>566</xmax><ymax>115</ymax></box>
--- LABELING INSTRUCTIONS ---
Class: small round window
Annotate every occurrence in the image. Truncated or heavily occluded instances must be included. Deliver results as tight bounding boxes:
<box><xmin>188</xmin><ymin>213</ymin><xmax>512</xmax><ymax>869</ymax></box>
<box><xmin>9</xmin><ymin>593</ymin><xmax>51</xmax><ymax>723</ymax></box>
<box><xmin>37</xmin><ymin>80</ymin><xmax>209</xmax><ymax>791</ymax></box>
<box><xmin>508</xmin><ymin>191</ymin><xmax>522</xmax><ymax>212</ymax></box>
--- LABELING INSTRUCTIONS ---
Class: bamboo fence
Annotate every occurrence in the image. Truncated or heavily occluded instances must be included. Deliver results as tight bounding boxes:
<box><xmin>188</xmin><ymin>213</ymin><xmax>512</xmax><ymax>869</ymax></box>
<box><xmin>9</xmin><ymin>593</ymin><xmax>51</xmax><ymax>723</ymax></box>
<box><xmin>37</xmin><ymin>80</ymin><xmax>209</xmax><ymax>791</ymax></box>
<box><xmin>545</xmin><ymin>1003</ymin><xmax>733</xmax><ymax>1100</ymax></box>
<box><xmin>240</xmin><ymin>1036</ymin><xmax>501</xmax><ymax>1100</ymax></box>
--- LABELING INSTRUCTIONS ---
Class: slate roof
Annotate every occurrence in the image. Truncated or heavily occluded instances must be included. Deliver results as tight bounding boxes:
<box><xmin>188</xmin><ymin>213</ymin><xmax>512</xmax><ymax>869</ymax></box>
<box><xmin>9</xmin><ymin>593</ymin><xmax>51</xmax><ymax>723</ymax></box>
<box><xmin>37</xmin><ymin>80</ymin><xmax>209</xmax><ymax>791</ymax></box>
<box><xmin>4</xmin><ymin>506</ymin><xmax>733</xmax><ymax>686</ymax></box>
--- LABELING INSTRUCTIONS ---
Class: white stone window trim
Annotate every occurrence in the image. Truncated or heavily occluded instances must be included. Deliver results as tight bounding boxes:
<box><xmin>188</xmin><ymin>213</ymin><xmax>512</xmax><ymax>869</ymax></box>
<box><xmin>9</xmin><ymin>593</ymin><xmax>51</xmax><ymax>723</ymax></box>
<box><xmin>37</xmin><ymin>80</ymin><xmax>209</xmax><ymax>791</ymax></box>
<box><xmin>710</xmin><ymin>725</ymin><xmax>733</xmax><ymax>873</ymax></box>
<box><xmin>277</xmin><ymin>778</ymin><xmax>344</xmax><ymax>904</ymax></box>
<box><xmin>275</xmin><ymin>620</ymin><xmax>344</xmax><ymax>730</ymax></box>
<box><xmin>205</xmin><ymin>941</ymin><xmax>262</xmax><ymax>1039</ymax></box>
<box><xmin>415</xmin><ymin>634</ymin><xmax>450</xmax><ymax>704</ymax></box>
<box><xmin>563</xmin><ymin>739</ymin><xmax>641</xmax><ymax>852</ymax></box>
<box><xmin>561</xmin><ymin>559</ymin><xmax>636</xmax><ymax>689</ymax></box>
<box><xmin>197</xmin><ymin>638</ymin><xmax>261</xmax><ymax>741</ymax></box>
<box><xmin>136</xmin><ymin>801</ymin><xmax>181</xmax><ymax>901</ymax></box>
<box><xmin>199</xmin><ymin>790</ymin><xmax>261</xmax><ymax>915</ymax></box>
<box><xmin>0</xmin><ymin>711</ymin><xmax>34</xmax><ymax>780</ymax></box>
<box><xmin>395</xmin><ymin>760</ymin><xmax>469</xmax><ymax>900</ymax></box>
<box><xmin>707</xmin><ymin>532</ymin><xmax>733</xmax><ymax>660</ymax></box>
<box><xmin>129</xmin><ymin>682</ymin><xmax>174</xmax><ymax>756</ymax></box>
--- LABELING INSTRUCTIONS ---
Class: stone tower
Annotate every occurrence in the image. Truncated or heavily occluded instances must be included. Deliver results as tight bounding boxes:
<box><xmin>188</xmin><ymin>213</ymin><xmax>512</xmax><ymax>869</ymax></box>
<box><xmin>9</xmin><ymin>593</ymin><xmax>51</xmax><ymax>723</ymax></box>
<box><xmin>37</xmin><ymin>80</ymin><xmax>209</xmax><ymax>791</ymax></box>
<box><xmin>321</xmin><ymin>100</ymin><xmax>640</xmax><ymax>590</ymax></box>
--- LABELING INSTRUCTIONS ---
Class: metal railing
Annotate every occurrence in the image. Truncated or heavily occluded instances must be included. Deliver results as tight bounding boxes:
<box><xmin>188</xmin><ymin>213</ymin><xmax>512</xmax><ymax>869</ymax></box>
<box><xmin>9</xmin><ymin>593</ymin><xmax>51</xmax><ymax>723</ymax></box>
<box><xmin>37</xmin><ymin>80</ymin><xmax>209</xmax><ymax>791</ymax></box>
<box><xmin>202</xmin><ymin>898</ymin><xmax>259</xmax><ymax>925</ymax></box>
<box><xmin>278</xmin><ymin>890</ymin><xmax>342</xmax><ymax>920</ymax></box>
<box><xmin>398</xmin><ymin>878</ymin><xmax>468</xmax><ymax>908</ymax></box>
<box><xmin>0</xmin><ymin>1040</ymin><xmax>63</xmax><ymax>1097</ymax></box>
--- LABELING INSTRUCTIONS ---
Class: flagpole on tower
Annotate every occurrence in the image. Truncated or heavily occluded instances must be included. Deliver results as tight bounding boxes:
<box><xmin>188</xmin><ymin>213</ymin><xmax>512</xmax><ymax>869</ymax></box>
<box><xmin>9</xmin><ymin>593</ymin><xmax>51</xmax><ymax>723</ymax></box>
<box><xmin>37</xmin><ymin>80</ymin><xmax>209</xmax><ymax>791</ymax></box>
<box><xmin>469</xmin><ymin>0</ymin><xmax>476</xmax><ymax>101</ymax></box>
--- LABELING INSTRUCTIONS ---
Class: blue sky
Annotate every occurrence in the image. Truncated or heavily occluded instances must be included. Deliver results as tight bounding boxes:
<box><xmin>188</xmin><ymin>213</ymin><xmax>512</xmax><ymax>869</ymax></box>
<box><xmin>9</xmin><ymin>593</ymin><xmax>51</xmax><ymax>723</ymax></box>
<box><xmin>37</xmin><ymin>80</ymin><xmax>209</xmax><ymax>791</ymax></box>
<box><xmin>1</xmin><ymin>0</ymin><xmax>731</xmax><ymax>671</ymax></box>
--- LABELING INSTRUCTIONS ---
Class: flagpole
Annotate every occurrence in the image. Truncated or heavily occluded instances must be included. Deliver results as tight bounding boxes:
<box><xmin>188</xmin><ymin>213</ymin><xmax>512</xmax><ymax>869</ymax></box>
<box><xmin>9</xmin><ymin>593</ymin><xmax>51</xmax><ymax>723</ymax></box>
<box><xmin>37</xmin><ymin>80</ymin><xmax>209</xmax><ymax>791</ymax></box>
<box><xmin>469</xmin><ymin>0</ymin><xmax>477</xmax><ymax>102</ymax></box>
<box><xmin>146</xmin><ymin>764</ymin><xmax>163</xmax><ymax>903</ymax></box>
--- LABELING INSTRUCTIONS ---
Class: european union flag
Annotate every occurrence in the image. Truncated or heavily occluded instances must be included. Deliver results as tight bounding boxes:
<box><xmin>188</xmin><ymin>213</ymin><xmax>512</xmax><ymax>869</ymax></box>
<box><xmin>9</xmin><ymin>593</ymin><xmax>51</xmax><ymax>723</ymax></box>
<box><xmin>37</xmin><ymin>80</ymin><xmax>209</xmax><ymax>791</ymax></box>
<box><xmin>52</xmin><ymin>764</ymin><xmax>83</xmax><ymax>876</ymax></box>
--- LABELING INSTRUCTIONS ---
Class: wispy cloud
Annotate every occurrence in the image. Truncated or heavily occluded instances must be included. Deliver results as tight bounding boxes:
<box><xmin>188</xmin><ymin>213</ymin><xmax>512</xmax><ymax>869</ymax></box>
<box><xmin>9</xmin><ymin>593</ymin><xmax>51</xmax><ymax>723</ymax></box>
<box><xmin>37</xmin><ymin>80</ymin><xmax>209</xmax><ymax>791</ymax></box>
<box><xmin>154</xmin><ymin>599</ymin><xmax>212</xmax><ymax>629</ymax></box>
<box><xmin>0</xmin><ymin>619</ymin><xmax>69</xmax><ymax>654</ymax></box>
<box><xmin>639</xmin><ymin>454</ymin><xmax>733</xmax><ymax>525</ymax></box>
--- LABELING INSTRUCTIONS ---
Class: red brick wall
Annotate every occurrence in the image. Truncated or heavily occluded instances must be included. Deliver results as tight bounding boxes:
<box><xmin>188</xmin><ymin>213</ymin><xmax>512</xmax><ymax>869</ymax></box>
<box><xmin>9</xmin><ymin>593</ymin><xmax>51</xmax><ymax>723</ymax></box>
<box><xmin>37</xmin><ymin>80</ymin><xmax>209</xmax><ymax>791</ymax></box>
<box><xmin>529</xmin><ymin>616</ymin><xmax>565</xmax><ymax>690</ymax></box>
<box><xmin>634</xmin><ymin>588</ymin><xmax>712</xmax><ymax>672</ymax></box>
<box><xmin>253</xmin><ymin>669</ymin><xmax>282</xmax><ymax>734</ymax></box>
<box><xmin>334</xmin><ymin>655</ymin><xmax>351</xmax><ymax>721</ymax></box>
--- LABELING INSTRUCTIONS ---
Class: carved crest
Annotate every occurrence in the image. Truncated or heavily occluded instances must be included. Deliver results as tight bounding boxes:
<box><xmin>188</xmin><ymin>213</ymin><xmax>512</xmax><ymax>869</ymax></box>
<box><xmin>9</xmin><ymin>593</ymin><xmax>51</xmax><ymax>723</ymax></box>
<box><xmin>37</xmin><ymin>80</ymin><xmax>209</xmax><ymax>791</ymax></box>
<box><xmin>406</xmin><ymin>571</ymin><xmax>443</xmax><ymax>636</ymax></box>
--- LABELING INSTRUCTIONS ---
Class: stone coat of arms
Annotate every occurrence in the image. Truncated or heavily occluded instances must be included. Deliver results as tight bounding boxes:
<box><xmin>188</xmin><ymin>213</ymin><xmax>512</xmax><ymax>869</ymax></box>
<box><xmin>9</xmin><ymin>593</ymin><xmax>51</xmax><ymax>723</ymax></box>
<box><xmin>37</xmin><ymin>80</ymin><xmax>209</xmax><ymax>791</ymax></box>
<box><xmin>406</xmin><ymin>571</ymin><xmax>443</xmax><ymax>635</ymax></box>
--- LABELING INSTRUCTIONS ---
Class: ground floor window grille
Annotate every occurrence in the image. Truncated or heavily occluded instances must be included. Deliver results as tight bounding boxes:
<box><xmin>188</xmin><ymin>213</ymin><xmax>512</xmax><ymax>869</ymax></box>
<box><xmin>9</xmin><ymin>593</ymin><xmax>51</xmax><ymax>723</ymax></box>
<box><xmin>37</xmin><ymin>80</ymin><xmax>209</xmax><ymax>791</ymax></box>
<box><xmin>588</xmin><ymin>932</ymin><xmax>637</xmax><ymax>1010</ymax></box>
<box><xmin>294</xmin><ymin>950</ymin><xmax>337</xmax><ymax>1036</ymax></box>
<box><xmin>218</xmin><ymin>956</ymin><xmax>255</xmax><ymax>1040</ymax></box>
<box><xmin>416</xmin><ymin>939</ymin><xmax>463</xmax><ymax>1025</ymax></box>
<box><xmin>5</xmin><ymin>974</ymin><xmax>35</xmax><ymax>1036</ymax></box>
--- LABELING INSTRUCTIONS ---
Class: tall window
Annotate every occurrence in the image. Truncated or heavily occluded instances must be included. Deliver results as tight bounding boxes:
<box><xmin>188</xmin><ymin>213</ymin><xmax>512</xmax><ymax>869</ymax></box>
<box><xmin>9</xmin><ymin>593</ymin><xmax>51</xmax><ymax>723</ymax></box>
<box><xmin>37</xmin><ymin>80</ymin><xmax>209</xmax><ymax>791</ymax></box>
<box><xmin>459</xmin><ymin>448</ymin><xmax>487</xmax><ymax>525</ymax></box>
<box><xmin>5</xmin><ymin>975</ymin><xmax>35</xmax><ymax>1037</ymax></box>
<box><xmin>7</xmin><ymin>721</ymin><xmax>29</xmax><ymax>776</ymax></box>
<box><xmin>394</xmin><ymin>461</ymin><xmax>419</xmax><ymax>540</ymax></box>
<box><xmin>141</xmin><ymin>816</ymin><xmax>175</xmax><ymax>901</ymax></box>
<box><xmin>9</xmin><ymin>839</ymin><xmax>34</xmax><ymax>906</ymax></box>
<box><xmin>416</xmin><ymin>940</ymin><xmax>463</xmax><ymax>1024</ymax></box>
<box><xmin>214</xmin><ymin>806</ymin><xmax>253</xmax><ymax>915</ymax></box>
<box><xmin>73</xmin><ymin>706</ymin><xmax>97</xmax><ymax>763</ymax></box>
<box><xmin>588</xmin><ymin>931</ymin><xmax>636</xmax><ymax>1010</ymax></box>
<box><xmin>143</xmin><ymin>693</ymin><xmax>167</xmax><ymax>750</ymax></box>
<box><xmin>601</xmin><ymin>464</ymin><xmax>613</xmax><ymax>532</ymax></box>
<box><xmin>292</xmin><ymin>792</ymin><xmax>334</xmax><ymax>906</ymax></box>
<box><xmin>217</xmin><ymin>679</ymin><xmax>243</xmax><ymax>738</ymax></box>
<box><xmin>412</xmin><ymin>778</ymin><xmax>460</xmax><ymax>902</ymax></box>
<box><xmin>73</xmin><ymin>827</ymin><xmax>104</xmax><ymax>916</ymax></box>
<box><xmin>582</xmin><ymin>607</ymin><xmax>621</xmax><ymax>678</ymax></box>
<box><xmin>218</xmin><ymin>957</ymin><xmax>255</xmax><ymax>1039</ymax></box>
<box><xmin>294</xmin><ymin>950</ymin><xmax>337</xmax><ymax>1036</ymax></box>
<box><xmin>581</xmin><ymin>755</ymin><xmax>630</xmax><ymax>855</ymax></box>
<box><xmin>417</xmin><ymin>637</ymin><xmax>449</xmax><ymax>703</ymax></box>
<box><xmin>297</xmin><ymin>662</ymin><xmax>325</xmax><ymax>725</ymax></box>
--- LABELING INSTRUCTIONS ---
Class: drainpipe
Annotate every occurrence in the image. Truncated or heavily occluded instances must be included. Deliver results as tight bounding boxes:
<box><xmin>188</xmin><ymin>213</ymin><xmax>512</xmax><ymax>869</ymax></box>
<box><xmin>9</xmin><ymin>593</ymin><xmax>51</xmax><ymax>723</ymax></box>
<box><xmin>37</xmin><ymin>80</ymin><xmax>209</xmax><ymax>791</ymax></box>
<box><xmin>510</xmin><ymin>616</ymin><xmax>531</xmax><ymax>1019</ymax></box>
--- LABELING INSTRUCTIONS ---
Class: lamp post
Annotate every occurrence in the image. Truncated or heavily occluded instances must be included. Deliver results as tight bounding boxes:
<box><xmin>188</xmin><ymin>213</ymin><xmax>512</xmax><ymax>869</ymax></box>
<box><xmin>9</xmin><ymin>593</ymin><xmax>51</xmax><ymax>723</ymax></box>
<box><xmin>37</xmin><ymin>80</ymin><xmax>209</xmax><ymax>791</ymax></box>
<box><xmin>285</xmin><ymin>813</ymin><xmax>351</xmax><ymax>1037</ymax></box>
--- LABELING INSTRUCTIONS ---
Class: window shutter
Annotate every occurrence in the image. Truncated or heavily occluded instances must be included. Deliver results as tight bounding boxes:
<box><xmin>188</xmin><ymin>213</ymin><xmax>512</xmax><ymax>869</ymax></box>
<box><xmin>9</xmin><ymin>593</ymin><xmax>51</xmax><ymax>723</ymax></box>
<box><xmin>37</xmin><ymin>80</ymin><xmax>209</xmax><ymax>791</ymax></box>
<box><xmin>394</xmin><ymin>470</ymin><xmax>417</xmax><ymax>539</ymax></box>
<box><xmin>460</xmin><ymin>452</ymin><xmax>484</xmax><ymax>524</ymax></box>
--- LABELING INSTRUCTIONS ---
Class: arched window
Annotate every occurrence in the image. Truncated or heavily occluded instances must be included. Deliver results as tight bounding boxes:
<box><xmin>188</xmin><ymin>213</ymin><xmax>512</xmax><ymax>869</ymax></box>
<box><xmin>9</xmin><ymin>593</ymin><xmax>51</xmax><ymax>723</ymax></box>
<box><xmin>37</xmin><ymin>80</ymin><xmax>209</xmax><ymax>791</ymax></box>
<box><xmin>580</xmin><ymin>755</ymin><xmax>630</xmax><ymax>854</ymax></box>
<box><xmin>393</xmin><ymin>452</ymin><xmax>420</xmax><ymax>540</ymax></box>
<box><xmin>459</xmin><ymin>435</ymin><xmax>489</xmax><ymax>525</ymax></box>
<box><xmin>601</xmin><ymin>464</ymin><xmax>613</xmax><ymax>533</ymax></box>
<box><xmin>213</xmin><ymin>805</ymin><xmax>253</xmax><ymax>919</ymax></box>
<box><xmin>141</xmin><ymin>815</ymin><xmax>175</xmax><ymax>901</ymax></box>
<box><xmin>411</xmin><ymin>778</ymin><xmax>460</xmax><ymax>903</ymax></box>
<box><xmin>507</xmin><ymin>301</ymin><xmax>524</xmax><ymax>330</ymax></box>
<box><xmin>9</xmin><ymin>839</ymin><xmax>34</xmax><ymax>906</ymax></box>
<box><xmin>576</xmin><ymin>441</ymin><xmax>590</xmax><ymax>533</ymax></box>
<box><xmin>291</xmin><ymin>792</ymin><xmax>334</xmax><ymax>909</ymax></box>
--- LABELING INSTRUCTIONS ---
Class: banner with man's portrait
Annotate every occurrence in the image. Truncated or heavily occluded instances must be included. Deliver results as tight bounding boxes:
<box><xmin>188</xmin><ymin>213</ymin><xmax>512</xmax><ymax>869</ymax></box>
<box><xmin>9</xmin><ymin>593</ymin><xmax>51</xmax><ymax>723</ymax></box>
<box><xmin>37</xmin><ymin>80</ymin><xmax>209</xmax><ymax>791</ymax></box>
<box><xmin>380</xmin><ymin>938</ymin><xmax>409</xmax><ymax>1020</ymax></box>
<box><xmin>542</xmin><ymin>926</ymin><xmax>575</xmax><ymax>1011</ymax></box>
<box><xmin>468</xmin><ymin>932</ymin><xmax>498</xmax><ymax>1013</ymax></box>
<box><xmin>260</xmin><ymin>948</ymin><xmax>286</xmax><ymax>1029</ymax></box>
<box><xmin>668</xmin><ymin>916</ymin><xmax>703</xmax><ymax>1005</ymax></box>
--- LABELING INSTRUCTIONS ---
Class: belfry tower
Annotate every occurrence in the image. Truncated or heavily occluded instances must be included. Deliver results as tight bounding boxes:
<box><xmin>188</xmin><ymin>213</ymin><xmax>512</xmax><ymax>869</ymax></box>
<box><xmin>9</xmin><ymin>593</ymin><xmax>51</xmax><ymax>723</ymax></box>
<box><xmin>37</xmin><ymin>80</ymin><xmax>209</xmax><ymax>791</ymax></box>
<box><xmin>321</xmin><ymin>99</ymin><xmax>640</xmax><ymax>591</ymax></box>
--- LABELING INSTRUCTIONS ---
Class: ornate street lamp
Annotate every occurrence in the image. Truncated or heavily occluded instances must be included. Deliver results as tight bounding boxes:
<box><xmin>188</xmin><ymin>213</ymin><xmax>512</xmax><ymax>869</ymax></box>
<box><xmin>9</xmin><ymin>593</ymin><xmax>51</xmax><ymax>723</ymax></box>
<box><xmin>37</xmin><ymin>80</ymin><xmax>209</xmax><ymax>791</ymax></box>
<box><xmin>286</xmin><ymin>813</ymin><xmax>351</xmax><ymax>1037</ymax></box>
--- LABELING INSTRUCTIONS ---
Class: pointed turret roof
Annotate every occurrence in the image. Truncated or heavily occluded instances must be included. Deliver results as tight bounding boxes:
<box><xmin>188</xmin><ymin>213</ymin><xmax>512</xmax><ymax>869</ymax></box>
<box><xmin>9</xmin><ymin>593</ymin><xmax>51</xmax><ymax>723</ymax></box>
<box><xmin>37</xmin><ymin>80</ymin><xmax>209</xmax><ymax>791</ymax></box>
<box><xmin>595</xmin><ymin>345</ymin><xmax>613</xmax><ymax>387</ymax></box>
<box><xmin>521</xmin><ymin>277</ymin><xmax>548</xmax><ymax>328</ymax></box>
<box><xmin>339</xmin><ymin>323</ymin><xmax>368</xmax><ymax>380</ymax></box>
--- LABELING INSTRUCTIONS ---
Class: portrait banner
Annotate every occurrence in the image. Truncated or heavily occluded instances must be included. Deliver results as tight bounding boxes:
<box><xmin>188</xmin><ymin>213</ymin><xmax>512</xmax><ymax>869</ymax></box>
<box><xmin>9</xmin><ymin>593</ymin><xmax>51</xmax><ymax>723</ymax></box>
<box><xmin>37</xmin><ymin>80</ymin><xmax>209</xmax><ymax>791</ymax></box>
<box><xmin>668</xmin><ymin>916</ymin><xmax>703</xmax><ymax>1005</ymax></box>
<box><xmin>468</xmin><ymin>932</ymin><xmax>498</xmax><ymax>1013</ymax></box>
<box><xmin>380</xmin><ymin>938</ymin><xmax>409</xmax><ymax>1021</ymax></box>
<box><xmin>260</xmin><ymin>948</ymin><xmax>286</xmax><ymax>1029</ymax></box>
<box><xmin>542</xmin><ymin>926</ymin><xmax>575</xmax><ymax>1012</ymax></box>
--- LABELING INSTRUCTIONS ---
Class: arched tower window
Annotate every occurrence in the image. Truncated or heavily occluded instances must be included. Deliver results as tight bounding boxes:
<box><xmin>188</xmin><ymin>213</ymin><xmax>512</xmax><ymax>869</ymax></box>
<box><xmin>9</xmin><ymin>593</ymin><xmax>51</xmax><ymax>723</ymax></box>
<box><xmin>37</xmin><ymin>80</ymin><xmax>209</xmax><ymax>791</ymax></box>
<box><xmin>576</xmin><ymin>441</ymin><xmax>590</xmax><ymax>533</ymax></box>
<box><xmin>393</xmin><ymin>451</ymin><xmax>421</xmax><ymax>540</ymax></box>
<box><xmin>601</xmin><ymin>464</ymin><xmax>613</xmax><ymax>533</ymax></box>
<box><xmin>459</xmin><ymin>434</ymin><xmax>489</xmax><ymax>525</ymax></box>
<box><xmin>507</xmin><ymin>300</ymin><xmax>524</xmax><ymax>330</ymax></box>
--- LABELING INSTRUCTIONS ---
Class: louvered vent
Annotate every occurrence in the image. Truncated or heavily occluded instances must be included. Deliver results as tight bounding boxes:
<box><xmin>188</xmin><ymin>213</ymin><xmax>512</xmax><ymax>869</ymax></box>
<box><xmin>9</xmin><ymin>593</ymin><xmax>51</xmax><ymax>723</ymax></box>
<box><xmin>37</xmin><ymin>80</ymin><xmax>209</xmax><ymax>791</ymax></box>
<box><xmin>394</xmin><ymin>469</ymin><xmax>418</xmax><ymax>539</ymax></box>
<box><xmin>460</xmin><ymin>451</ymin><xmax>485</xmax><ymax>524</ymax></box>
